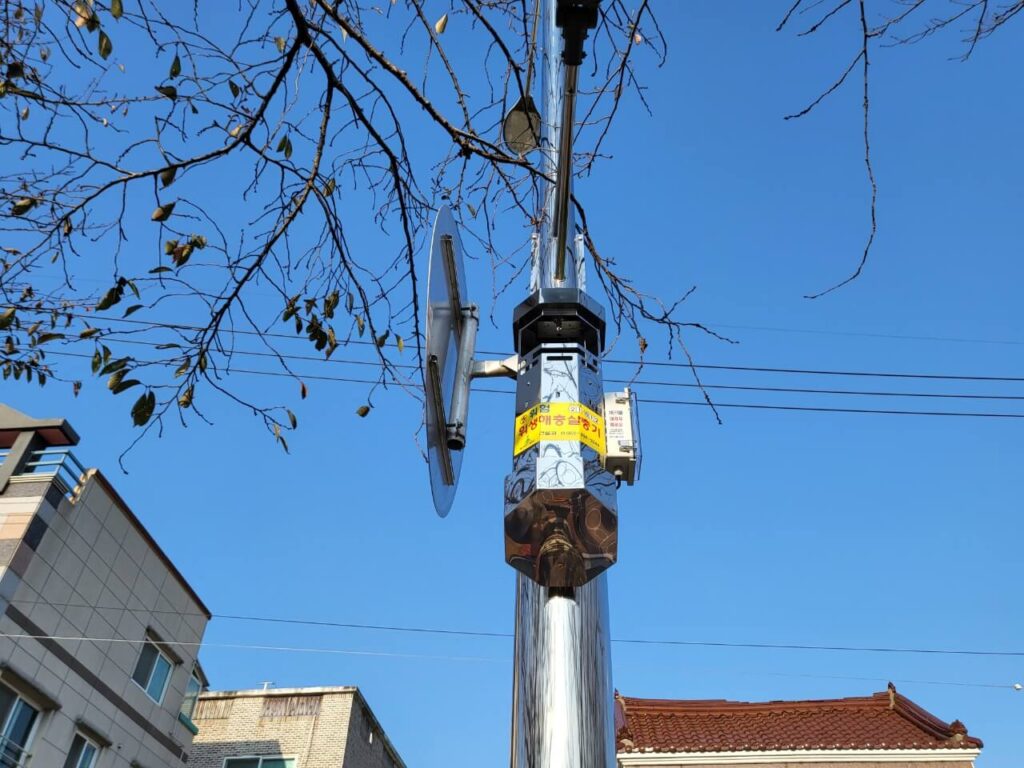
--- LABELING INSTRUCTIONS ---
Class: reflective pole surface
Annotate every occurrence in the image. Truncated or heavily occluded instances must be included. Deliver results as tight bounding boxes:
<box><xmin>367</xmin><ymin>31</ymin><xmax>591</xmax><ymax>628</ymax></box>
<box><xmin>511</xmin><ymin>0</ymin><xmax>615</xmax><ymax>766</ymax></box>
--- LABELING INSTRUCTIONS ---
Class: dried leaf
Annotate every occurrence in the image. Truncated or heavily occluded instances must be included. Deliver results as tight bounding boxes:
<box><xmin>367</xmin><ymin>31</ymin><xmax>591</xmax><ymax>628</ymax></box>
<box><xmin>110</xmin><ymin>0</ymin><xmax>123</xmax><ymax>19</ymax></box>
<box><xmin>155</xmin><ymin>85</ymin><xmax>177</xmax><ymax>101</ymax></box>
<box><xmin>11</xmin><ymin>198</ymin><xmax>37</xmax><ymax>216</ymax></box>
<box><xmin>79</xmin><ymin>327</ymin><xmax>100</xmax><ymax>339</ymax></box>
<box><xmin>299</xmin><ymin>380</ymin><xmax>308</xmax><ymax>399</ymax></box>
<box><xmin>178</xmin><ymin>385</ymin><xmax>194</xmax><ymax>408</ymax></box>
<box><xmin>396</xmin><ymin>335</ymin><xmax>404</xmax><ymax>353</ymax></box>
<box><xmin>159</xmin><ymin>166</ymin><xmax>176</xmax><ymax>187</ymax></box>
<box><xmin>98</xmin><ymin>30</ymin><xmax>113</xmax><ymax>60</ymax></box>
<box><xmin>122</xmin><ymin>304</ymin><xmax>143</xmax><ymax>317</ymax></box>
<box><xmin>434</xmin><ymin>12</ymin><xmax>448</xmax><ymax>34</ymax></box>
<box><xmin>275</xmin><ymin>36</ymin><xmax>286</xmax><ymax>53</ymax></box>
<box><xmin>287</xmin><ymin>409</ymin><xmax>298</xmax><ymax>429</ymax></box>
<box><xmin>151</xmin><ymin>202</ymin><xmax>176</xmax><ymax>221</ymax></box>
<box><xmin>71</xmin><ymin>1</ymin><xmax>91</xmax><ymax>28</ymax></box>
<box><xmin>169</xmin><ymin>54</ymin><xmax>181</xmax><ymax>78</ymax></box>
<box><xmin>356</xmin><ymin>404</ymin><xmax>371</xmax><ymax>418</ymax></box>
<box><xmin>356</xmin><ymin>315</ymin><xmax>365</xmax><ymax>336</ymax></box>
<box><xmin>0</xmin><ymin>308</ymin><xmax>15</xmax><ymax>331</ymax></box>
<box><xmin>228</xmin><ymin>80</ymin><xmax>240</xmax><ymax>98</ymax></box>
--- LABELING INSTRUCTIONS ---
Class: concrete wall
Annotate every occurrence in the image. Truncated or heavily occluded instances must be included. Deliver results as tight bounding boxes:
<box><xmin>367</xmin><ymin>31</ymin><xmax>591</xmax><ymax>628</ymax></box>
<box><xmin>0</xmin><ymin>471</ymin><xmax>209</xmax><ymax>768</ymax></box>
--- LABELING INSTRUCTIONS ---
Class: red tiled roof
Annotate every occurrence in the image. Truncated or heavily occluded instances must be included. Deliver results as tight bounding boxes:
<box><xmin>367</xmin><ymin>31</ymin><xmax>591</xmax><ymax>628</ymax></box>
<box><xmin>615</xmin><ymin>687</ymin><xmax>983</xmax><ymax>754</ymax></box>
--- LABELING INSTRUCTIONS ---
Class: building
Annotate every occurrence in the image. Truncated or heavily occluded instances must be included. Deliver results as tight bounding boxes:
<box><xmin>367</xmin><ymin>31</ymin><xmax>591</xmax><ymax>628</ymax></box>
<box><xmin>0</xmin><ymin>405</ymin><xmax>211</xmax><ymax>768</ymax></box>
<box><xmin>615</xmin><ymin>685</ymin><xmax>982</xmax><ymax>767</ymax></box>
<box><xmin>190</xmin><ymin>686</ymin><xmax>405</xmax><ymax>768</ymax></box>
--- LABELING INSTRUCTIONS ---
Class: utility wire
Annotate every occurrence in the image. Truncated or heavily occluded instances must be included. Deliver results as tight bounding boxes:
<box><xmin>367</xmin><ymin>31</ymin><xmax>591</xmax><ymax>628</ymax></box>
<box><xmin>40</xmin><ymin>350</ymin><xmax>1024</xmax><ymax>419</ymax></box>
<box><xmin>9</xmin><ymin>600</ymin><xmax>1024</xmax><ymax>658</ymax></box>
<box><xmin>17</xmin><ymin>308</ymin><xmax>1024</xmax><ymax>383</ymax></box>
<box><xmin>71</xmin><ymin>337</ymin><xmax>1024</xmax><ymax>402</ymax></box>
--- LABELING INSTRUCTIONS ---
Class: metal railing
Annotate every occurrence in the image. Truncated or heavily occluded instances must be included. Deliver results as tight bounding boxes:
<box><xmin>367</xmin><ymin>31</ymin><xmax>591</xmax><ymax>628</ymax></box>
<box><xmin>0</xmin><ymin>446</ymin><xmax>87</xmax><ymax>498</ymax></box>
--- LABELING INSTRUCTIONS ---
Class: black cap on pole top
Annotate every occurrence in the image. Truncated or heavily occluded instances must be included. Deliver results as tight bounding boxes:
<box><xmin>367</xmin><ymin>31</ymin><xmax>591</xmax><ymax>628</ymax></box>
<box><xmin>555</xmin><ymin>0</ymin><xmax>600</xmax><ymax>66</ymax></box>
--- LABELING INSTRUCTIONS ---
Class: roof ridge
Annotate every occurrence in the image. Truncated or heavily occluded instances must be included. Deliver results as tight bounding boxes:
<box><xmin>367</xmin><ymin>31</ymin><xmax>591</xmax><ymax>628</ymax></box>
<box><xmin>891</xmin><ymin>692</ymin><xmax>983</xmax><ymax>748</ymax></box>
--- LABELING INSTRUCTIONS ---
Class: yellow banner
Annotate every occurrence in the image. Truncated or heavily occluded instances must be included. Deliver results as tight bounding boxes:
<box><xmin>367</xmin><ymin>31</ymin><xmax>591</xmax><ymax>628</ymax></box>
<box><xmin>513</xmin><ymin>402</ymin><xmax>605</xmax><ymax>456</ymax></box>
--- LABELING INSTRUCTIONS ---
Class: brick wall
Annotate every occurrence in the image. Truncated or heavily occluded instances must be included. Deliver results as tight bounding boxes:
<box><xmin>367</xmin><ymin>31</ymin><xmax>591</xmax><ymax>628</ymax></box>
<box><xmin>192</xmin><ymin>689</ymin><xmax>405</xmax><ymax>768</ymax></box>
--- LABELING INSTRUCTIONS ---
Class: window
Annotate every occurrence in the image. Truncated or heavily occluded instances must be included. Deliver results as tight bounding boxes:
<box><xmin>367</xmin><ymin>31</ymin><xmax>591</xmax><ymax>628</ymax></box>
<box><xmin>0</xmin><ymin>684</ymin><xmax>39</xmax><ymax>768</ymax></box>
<box><xmin>179</xmin><ymin>670</ymin><xmax>202</xmax><ymax>721</ymax></box>
<box><xmin>62</xmin><ymin>734</ymin><xmax>98</xmax><ymax>768</ymax></box>
<box><xmin>131</xmin><ymin>640</ymin><xmax>173</xmax><ymax>703</ymax></box>
<box><xmin>223</xmin><ymin>759</ymin><xmax>295</xmax><ymax>768</ymax></box>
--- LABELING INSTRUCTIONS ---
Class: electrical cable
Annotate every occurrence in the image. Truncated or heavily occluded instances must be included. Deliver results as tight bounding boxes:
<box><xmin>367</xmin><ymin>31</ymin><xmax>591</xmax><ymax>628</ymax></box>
<box><xmin>61</xmin><ymin>337</ymin><xmax>1024</xmax><ymax>402</ymax></box>
<box><xmin>37</xmin><ymin>350</ymin><xmax>1024</xmax><ymax>419</ymax></box>
<box><xmin>14</xmin><ymin>307</ymin><xmax>1024</xmax><ymax>383</ymax></box>
<box><xmin>8</xmin><ymin>600</ymin><xmax>1024</xmax><ymax>658</ymax></box>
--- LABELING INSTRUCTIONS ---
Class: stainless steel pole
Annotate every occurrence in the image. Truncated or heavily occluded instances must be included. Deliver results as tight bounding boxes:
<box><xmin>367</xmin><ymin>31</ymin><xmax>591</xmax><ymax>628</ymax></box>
<box><xmin>510</xmin><ymin>0</ymin><xmax>615</xmax><ymax>766</ymax></box>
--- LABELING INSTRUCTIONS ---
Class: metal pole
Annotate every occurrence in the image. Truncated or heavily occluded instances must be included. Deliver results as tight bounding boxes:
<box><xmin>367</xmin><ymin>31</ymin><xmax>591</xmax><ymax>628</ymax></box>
<box><xmin>533</xmin><ymin>0</ymin><xmax>578</xmax><ymax>293</ymax></box>
<box><xmin>510</xmin><ymin>0</ymin><xmax>615</xmax><ymax>765</ymax></box>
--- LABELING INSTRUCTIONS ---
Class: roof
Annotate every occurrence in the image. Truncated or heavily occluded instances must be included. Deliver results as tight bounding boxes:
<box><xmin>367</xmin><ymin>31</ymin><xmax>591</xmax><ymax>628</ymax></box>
<box><xmin>198</xmin><ymin>686</ymin><xmax>358</xmax><ymax>700</ymax></box>
<box><xmin>615</xmin><ymin>686</ymin><xmax>983</xmax><ymax>754</ymax></box>
<box><xmin>0</xmin><ymin>403</ymin><xmax>79</xmax><ymax>447</ymax></box>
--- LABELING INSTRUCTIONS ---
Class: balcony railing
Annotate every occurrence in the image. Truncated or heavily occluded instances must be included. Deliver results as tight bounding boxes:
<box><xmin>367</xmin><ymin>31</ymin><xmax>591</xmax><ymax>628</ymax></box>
<box><xmin>0</xmin><ymin>446</ymin><xmax>87</xmax><ymax>499</ymax></box>
<box><xmin>0</xmin><ymin>736</ymin><xmax>32</xmax><ymax>767</ymax></box>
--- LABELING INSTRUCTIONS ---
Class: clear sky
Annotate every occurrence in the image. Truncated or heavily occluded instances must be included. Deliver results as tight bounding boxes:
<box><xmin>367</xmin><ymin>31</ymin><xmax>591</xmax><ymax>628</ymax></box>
<box><xmin>4</xmin><ymin>2</ymin><xmax>1022</xmax><ymax>766</ymax></box>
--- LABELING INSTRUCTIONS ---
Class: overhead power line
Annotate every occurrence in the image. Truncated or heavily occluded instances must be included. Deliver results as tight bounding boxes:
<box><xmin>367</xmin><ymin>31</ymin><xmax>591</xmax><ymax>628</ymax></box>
<box><xmin>10</xmin><ymin>600</ymin><xmax>1024</xmax><ymax>658</ymax></box>
<box><xmin>17</xmin><ymin>307</ymin><xmax>1024</xmax><ymax>383</ymax></box>
<box><xmin>40</xmin><ymin>349</ymin><xmax>1024</xmax><ymax>419</ymax></box>
<box><xmin>68</xmin><ymin>337</ymin><xmax>1024</xmax><ymax>402</ymax></box>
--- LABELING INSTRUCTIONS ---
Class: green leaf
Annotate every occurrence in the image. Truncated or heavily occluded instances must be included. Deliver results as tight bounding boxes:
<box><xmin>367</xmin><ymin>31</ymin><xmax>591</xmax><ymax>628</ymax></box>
<box><xmin>98</xmin><ymin>30</ymin><xmax>113</xmax><ymax>60</ymax></box>
<box><xmin>123</xmin><ymin>304</ymin><xmax>143</xmax><ymax>317</ymax></box>
<box><xmin>151</xmin><ymin>202</ymin><xmax>176</xmax><ymax>221</ymax></box>
<box><xmin>95</xmin><ymin>287</ymin><xmax>121</xmax><ymax>311</ymax></box>
<box><xmin>111</xmin><ymin>378</ymin><xmax>140</xmax><ymax>395</ymax></box>
<box><xmin>110</xmin><ymin>0</ymin><xmax>123</xmax><ymax>19</ymax></box>
<box><xmin>131</xmin><ymin>390</ymin><xmax>156</xmax><ymax>426</ymax></box>
<box><xmin>99</xmin><ymin>357</ymin><xmax>130</xmax><ymax>376</ymax></box>
<box><xmin>276</xmin><ymin>134</ymin><xmax>292</xmax><ymax>159</ymax></box>
<box><xmin>356</xmin><ymin>404</ymin><xmax>371</xmax><ymax>418</ymax></box>
<box><xmin>159</xmin><ymin>167</ymin><xmax>176</xmax><ymax>187</ymax></box>
<box><xmin>396</xmin><ymin>335</ymin><xmax>404</xmax><ymax>353</ymax></box>
<box><xmin>155</xmin><ymin>85</ymin><xmax>177</xmax><ymax>101</ymax></box>
<box><xmin>169</xmin><ymin>54</ymin><xmax>181</xmax><ymax>78</ymax></box>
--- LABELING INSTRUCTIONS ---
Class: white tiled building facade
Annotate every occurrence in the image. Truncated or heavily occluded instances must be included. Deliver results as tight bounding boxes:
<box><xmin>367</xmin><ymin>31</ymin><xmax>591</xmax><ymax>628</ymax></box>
<box><xmin>191</xmin><ymin>687</ymin><xmax>405</xmax><ymax>768</ymax></box>
<box><xmin>0</xmin><ymin>405</ymin><xmax>210</xmax><ymax>768</ymax></box>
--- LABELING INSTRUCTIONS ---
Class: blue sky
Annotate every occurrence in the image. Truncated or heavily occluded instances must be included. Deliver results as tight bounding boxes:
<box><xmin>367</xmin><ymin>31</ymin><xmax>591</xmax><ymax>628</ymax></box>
<box><xmin>4</xmin><ymin>2</ymin><xmax>1023</xmax><ymax>766</ymax></box>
